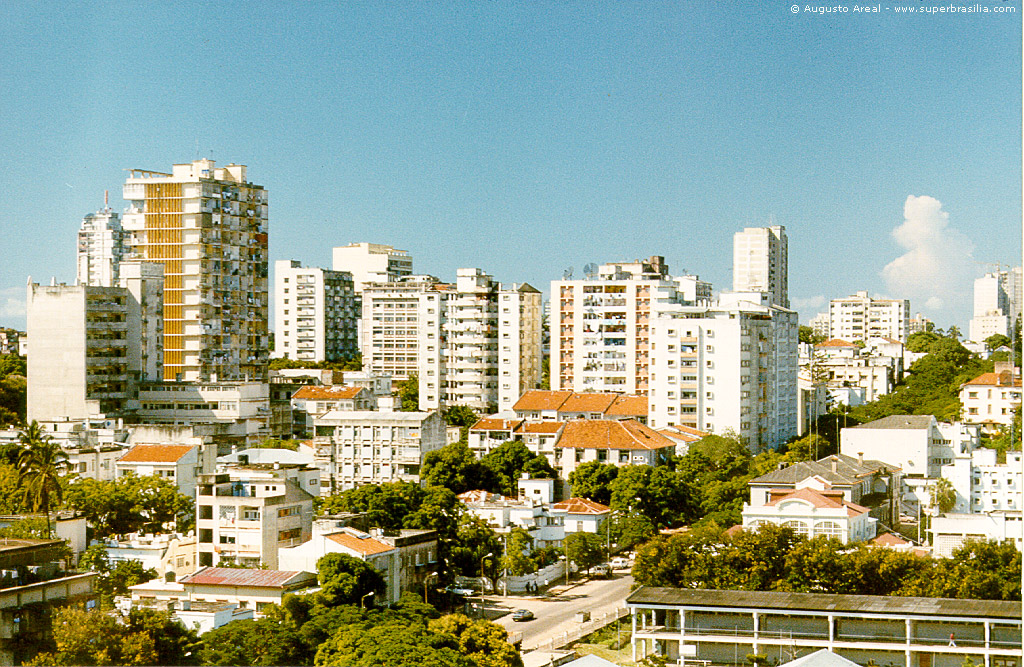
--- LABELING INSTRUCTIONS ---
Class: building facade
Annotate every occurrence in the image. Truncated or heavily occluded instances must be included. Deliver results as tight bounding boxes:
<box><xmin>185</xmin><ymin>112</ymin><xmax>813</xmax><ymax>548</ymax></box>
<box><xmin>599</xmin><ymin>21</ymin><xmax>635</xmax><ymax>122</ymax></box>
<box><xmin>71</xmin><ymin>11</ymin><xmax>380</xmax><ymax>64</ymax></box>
<box><xmin>828</xmin><ymin>292</ymin><xmax>910</xmax><ymax>343</ymax></box>
<box><xmin>959</xmin><ymin>371</ymin><xmax>1022</xmax><ymax>431</ymax></box>
<box><xmin>273</xmin><ymin>260</ymin><xmax>357</xmax><ymax>363</ymax></box>
<box><xmin>77</xmin><ymin>200</ymin><xmax>126</xmax><ymax>287</ymax></box>
<box><xmin>331</xmin><ymin>242</ymin><xmax>413</xmax><ymax>293</ymax></box>
<box><xmin>122</xmin><ymin>159</ymin><xmax>269</xmax><ymax>382</ymax></box>
<box><xmin>733</xmin><ymin>225</ymin><xmax>789</xmax><ymax>308</ymax></box>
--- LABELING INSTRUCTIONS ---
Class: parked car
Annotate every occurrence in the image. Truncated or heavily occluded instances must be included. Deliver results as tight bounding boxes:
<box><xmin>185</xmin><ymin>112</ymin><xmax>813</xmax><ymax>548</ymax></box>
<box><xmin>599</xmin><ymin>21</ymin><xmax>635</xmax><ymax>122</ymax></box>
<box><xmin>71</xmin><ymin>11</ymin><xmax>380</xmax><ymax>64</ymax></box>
<box><xmin>592</xmin><ymin>563</ymin><xmax>611</xmax><ymax>577</ymax></box>
<box><xmin>610</xmin><ymin>557</ymin><xmax>631</xmax><ymax>569</ymax></box>
<box><xmin>512</xmin><ymin>609</ymin><xmax>534</xmax><ymax>622</ymax></box>
<box><xmin>445</xmin><ymin>585</ymin><xmax>476</xmax><ymax>596</ymax></box>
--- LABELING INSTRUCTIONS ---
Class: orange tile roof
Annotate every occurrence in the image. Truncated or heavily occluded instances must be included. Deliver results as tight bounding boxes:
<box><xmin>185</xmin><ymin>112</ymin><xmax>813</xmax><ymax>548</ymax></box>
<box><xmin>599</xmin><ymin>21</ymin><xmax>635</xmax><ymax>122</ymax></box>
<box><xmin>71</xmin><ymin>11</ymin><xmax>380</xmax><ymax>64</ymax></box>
<box><xmin>326</xmin><ymin>531</ymin><xmax>395</xmax><ymax>556</ymax></box>
<box><xmin>657</xmin><ymin>425</ymin><xmax>707</xmax><ymax>442</ymax></box>
<box><xmin>513</xmin><ymin>390</ymin><xmax>573</xmax><ymax>411</ymax></box>
<box><xmin>765</xmin><ymin>487</ymin><xmax>869</xmax><ymax>516</ymax></box>
<box><xmin>118</xmin><ymin>444</ymin><xmax>195</xmax><ymax>464</ymax></box>
<box><xmin>604</xmin><ymin>395</ymin><xmax>648</xmax><ymax>417</ymax></box>
<box><xmin>556</xmin><ymin>419</ymin><xmax>676</xmax><ymax>451</ymax></box>
<box><xmin>470</xmin><ymin>418</ymin><xmax>522</xmax><ymax>432</ymax></box>
<box><xmin>551</xmin><ymin>497</ymin><xmax>611</xmax><ymax>515</ymax></box>
<box><xmin>293</xmin><ymin>385</ymin><xmax>365</xmax><ymax>401</ymax></box>
<box><xmin>816</xmin><ymin>338</ymin><xmax>855</xmax><ymax>348</ymax></box>
<box><xmin>515</xmin><ymin>422</ymin><xmax>564</xmax><ymax>435</ymax></box>
<box><xmin>870</xmin><ymin>532</ymin><xmax>911</xmax><ymax>547</ymax></box>
<box><xmin>560</xmin><ymin>393</ymin><xmax>617</xmax><ymax>413</ymax></box>
<box><xmin>961</xmin><ymin>371</ymin><xmax>1021</xmax><ymax>388</ymax></box>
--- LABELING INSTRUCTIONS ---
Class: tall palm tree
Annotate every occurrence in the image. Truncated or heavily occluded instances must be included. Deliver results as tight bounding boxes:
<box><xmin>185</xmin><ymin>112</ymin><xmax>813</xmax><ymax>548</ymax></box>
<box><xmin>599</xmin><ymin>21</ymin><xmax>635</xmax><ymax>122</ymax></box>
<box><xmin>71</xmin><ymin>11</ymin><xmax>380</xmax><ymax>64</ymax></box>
<box><xmin>17</xmin><ymin>420</ymin><xmax>68</xmax><ymax>537</ymax></box>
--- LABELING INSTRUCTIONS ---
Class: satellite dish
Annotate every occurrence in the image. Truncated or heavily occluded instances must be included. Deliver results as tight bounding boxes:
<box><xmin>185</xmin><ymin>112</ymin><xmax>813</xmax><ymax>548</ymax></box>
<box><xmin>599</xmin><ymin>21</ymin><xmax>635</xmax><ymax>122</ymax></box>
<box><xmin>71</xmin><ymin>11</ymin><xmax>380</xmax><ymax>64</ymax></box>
<box><xmin>583</xmin><ymin>263</ymin><xmax>598</xmax><ymax>279</ymax></box>
<box><xmin>563</xmin><ymin>266</ymin><xmax>574</xmax><ymax>280</ymax></box>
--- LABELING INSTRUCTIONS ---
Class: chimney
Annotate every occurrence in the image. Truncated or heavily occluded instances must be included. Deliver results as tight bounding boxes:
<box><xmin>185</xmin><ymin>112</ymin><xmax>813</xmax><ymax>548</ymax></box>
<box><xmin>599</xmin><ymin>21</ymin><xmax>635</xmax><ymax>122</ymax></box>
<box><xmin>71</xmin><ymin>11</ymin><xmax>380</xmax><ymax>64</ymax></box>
<box><xmin>857</xmin><ymin>452</ymin><xmax>864</xmax><ymax>466</ymax></box>
<box><xmin>830</xmin><ymin>458</ymin><xmax>837</xmax><ymax>474</ymax></box>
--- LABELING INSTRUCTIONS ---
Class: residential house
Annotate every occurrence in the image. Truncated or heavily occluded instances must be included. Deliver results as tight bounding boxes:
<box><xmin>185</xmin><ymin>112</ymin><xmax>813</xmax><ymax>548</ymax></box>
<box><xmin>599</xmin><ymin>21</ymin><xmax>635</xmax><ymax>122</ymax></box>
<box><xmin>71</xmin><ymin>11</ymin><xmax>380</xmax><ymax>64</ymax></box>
<box><xmin>554</xmin><ymin>419</ymin><xmax>675</xmax><ymax>480</ymax></box>
<box><xmin>960</xmin><ymin>370</ymin><xmax>1022</xmax><ymax>432</ymax></box>
<box><xmin>741</xmin><ymin>482</ymin><xmax>877</xmax><ymax>543</ymax></box>
<box><xmin>550</xmin><ymin>498</ymin><xmax>611</xmax><ymax>534</ymax></box>
<box><xmin>115</xmin><ymin>444</ymin><xmax>201</xmax><ymax>499</ymax></box>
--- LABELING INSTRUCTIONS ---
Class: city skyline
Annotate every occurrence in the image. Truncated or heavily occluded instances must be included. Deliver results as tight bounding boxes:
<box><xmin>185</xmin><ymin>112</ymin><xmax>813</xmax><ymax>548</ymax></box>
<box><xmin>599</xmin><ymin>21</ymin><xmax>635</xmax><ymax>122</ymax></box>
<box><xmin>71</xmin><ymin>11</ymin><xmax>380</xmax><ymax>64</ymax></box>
<box><xmin>1</xmin><ymin>2</ymin><xmax>1020</xmax><ymax>331</ymax></box>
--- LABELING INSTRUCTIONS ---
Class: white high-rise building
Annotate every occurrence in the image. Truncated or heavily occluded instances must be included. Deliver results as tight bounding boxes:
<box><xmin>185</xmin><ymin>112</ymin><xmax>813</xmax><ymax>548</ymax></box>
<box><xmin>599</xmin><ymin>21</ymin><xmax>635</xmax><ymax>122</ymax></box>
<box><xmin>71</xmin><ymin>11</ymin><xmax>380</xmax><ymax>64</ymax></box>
<box><xmin>122</xmin><ymin>159</ymin><xmax>269</xmax><ymax>382</ymax></box>
<box><xmin>733</xmin><ymin>226</ymin><xmax>789</xmax><ymax>309</ymax></box>
<box><xmin>968</xmin><ymin>268</ymin><xmax>1022</xmax><ymax>343</ymax></box>
<box><xmin>273</xmin><ymin>260</ymin><xmax>358</xmax><ymax>363</ymax></box>
<box><xmin>361</xmin><ymin>276</ymin><xmax>452</xmax><ymax>411</ymax></box>
<box><xmin>648</xmin><ymin>292</ymin><xmax>799</xmax><ymax>451</ymax></box>
<box><xmin>828</xmin><ymin>291</ymin><xmax>909</xmax><ymax>343</ymax></box>
<box><xmin>77</xmin><ymin>199</ymin><xmax>126</xmax><ymax>287</ymax></box>
<box><xmin>332</xmin><ymin>243</ymin><xmax>413</xmax><ymax>293</ymax></box>
<box><xmin>445</xmin><ymin>269</ymin><xmax>542</xmax><ymax>413</ymax></box>
<box><xmin>551</xmin><ymin>257</ymin><xmax>711</xmax><ymax>395</ymax></box>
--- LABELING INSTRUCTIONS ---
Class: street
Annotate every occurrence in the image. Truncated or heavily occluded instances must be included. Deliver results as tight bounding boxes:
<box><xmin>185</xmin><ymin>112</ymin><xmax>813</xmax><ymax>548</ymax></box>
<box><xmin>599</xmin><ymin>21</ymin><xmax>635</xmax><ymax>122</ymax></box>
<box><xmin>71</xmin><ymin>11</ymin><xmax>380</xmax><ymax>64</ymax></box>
<box><xmin>484</xmin><ymin>572</ymin><xmax>634</xmax><ymax>651</ymax></box>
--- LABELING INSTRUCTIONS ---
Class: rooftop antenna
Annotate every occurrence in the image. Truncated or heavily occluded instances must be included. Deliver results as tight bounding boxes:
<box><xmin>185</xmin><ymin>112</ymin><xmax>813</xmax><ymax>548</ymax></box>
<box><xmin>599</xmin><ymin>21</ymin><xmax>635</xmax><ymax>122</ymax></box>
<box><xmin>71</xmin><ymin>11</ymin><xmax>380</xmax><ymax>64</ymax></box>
<box><xmin>563</xmin><ymin>266</ymin><xmax>574</xmax><ymax>280</ymax></box>
<box><xmin>583</xmin><ymin>263</ymin><xmax>598</xmax><ymax>279</ymax></box>
<box><xmin>104</xmin><ymin>190</ymin><xmax>109</xmax><ymax>211</ymax></box>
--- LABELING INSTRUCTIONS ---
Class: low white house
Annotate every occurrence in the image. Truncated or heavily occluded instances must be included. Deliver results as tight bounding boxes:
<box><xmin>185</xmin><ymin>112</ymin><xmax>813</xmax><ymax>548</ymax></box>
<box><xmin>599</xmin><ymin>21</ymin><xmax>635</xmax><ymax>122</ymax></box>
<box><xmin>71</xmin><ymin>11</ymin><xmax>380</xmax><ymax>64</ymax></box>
<box><xmin>930</xmin><ymin>511</ymin><xmax>1023</xmax><ymax>557</ymax></box>
<box><xmin>550</xmin><ymin>498</ymin><xmax>611</xmax><ymax>534</ymax></box>
<box><xmin>960</xmin><ymin>370</ymin><xmax>1022</xmax><ymax>432</ymax></box>
<box><xmin>742</xmin><ymin>480</ymin><xmax>877</xmax><ymax>544</ymax></box>
<box><xmin>458</xmin><ymin>491</ymin><xmax>565</xmax><ymax>549</ymax></box>
<box><xmin>115</xmin><ymin>444</ymin><xmax>200</xmax><ymax>498</ymax></box>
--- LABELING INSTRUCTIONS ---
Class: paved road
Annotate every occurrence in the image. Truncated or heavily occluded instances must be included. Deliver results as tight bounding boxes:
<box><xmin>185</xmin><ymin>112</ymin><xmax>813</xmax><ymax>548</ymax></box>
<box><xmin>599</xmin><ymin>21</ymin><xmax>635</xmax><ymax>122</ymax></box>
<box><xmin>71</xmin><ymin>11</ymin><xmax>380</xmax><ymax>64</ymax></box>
<box><xmin>484</xmin><ymin>571</ymin><xmax>634</xmax><ymax>651</ymax></box>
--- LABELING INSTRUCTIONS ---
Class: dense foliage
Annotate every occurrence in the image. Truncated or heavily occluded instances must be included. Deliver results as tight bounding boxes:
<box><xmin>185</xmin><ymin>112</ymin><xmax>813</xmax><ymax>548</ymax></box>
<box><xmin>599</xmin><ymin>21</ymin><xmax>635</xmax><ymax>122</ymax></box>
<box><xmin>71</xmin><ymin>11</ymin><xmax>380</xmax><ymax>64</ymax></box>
<box><xmin>66</xmin><ymin>474</ymin><xmax>194</xmax><ymax>538</ymax></box>
<box><xmin>633</xmin><ymin>524</ymin><xmax>1021</xmax><ymax>601</ymax></box>
<box><xmin>79</xmin><ymin>545</ymin><xmax>159</xmax><ymax>607</ymax></box>
<box><xmin>0</xmin><ymin>353</ymin><xmax>26</xmax><ymax>426</ymax></box>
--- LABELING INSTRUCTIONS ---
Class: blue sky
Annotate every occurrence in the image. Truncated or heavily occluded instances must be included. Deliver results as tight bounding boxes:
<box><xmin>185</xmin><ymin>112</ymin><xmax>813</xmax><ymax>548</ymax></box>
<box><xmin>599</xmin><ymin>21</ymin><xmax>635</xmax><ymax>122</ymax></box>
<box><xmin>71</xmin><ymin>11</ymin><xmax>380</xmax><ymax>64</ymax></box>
<box><xmin>1</xmin><ymin>1</ymin><xmax>1020</xmax><ymax>332</ymax></box>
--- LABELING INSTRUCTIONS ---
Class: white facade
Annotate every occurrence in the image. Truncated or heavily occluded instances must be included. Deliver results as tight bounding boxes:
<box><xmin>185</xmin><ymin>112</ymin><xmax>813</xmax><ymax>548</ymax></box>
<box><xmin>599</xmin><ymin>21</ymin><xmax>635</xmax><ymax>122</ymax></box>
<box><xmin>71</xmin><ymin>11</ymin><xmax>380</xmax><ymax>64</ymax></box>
<box><xmin>969</xmin><ymin>268</ymin><xmax>1022</xmax><ymax>343</ymax></box>
<box><xmin>840</xmin><ymin>415</ymin><xmax>972</xmax><ymax>479</ymax></box>
<box><xmin>115</xmin><ymin>444</ymin><xmax>201</xmax><ymax>499</ymax></box>
<box><xmin>732</xmin><ymin>225</ymin><xmax>789</xmax><ymax>308</ymax></box>
<box><xmin>123</xmin><ymin>159</ymin><xmax>269</xmax><ymax>382</ymax></box>
<box><xmin>273</xmin><ymin>260</ymin><xmax>357</xmax><ymax>362</ymax></box>
<box><xmin>195</xmin><ymin>464</ymin><xmax>318</xmax><ymax>569</ymax></box>
<box><xmin>960</xmin><ymin>371</ymin><xmax>1022</xmax><ymax>430</ymax></box>
<box><xmin>828</xmin><ymin>292</ymin><xmax>909</xmax><ymax>343</ymax></box>
<box><xmin>930</xmin><ymin>511</ymin><xmax>1023</xmax><ymax>557</ymax></box>
<box><xmin>360</xmin><ymin>276</ymin><xmax>451</xmax><ymax>410</ymax></box>
<box><xmin>312</xmin><ymin>409</ymin><xmax>446</xmax><ymax>493</ymax></box>
<box><xmin>77</xmin><ymin>204</ymin><xmax>125</xmax><ymax>287</ymax></box>
<box><xmin>331</xmin><ymin>242</ymin><xmax>413</xmax><ymax>293</ymax></box>
<box><xmin>496</xmin><ymin>284</ymin><xmax>543</xmax><ymax>412</ymax></box>
<box><xmin>551</xmin><ymin>256</ymin><xmax>711</xmax><ymax>395</ymax></box>
<box><xmin>648</xmin><ymin>292</ymin><xmax>799</xmax><ymax>451</ymax></box>
<box><xmin>135</xmin><ymin>381</ymin><xmax>270</xmax><ymax>449</ymax></box>
<box><xmin>942</xmin><ymin>449</ymin><xmax>1023</xmax><ymax>514</ymax></box>
<box><xmin>742</xmin><ymin>482</ymin><xmax>877</xmax><ymax>544</ymax></box>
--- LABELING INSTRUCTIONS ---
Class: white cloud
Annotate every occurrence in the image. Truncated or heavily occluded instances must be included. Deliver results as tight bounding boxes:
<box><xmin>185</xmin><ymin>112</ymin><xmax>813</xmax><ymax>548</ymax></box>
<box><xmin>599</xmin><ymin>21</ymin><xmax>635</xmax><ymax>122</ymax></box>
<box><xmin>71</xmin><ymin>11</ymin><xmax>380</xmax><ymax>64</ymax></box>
<box><xmin>791</xmin><ymin>295</ymin><xmax>826</xmax><ymax>313</ymax></box>
<box><xmin>881</xmin><ymin>195</ymin><xmax>974</xmax><ymax>317</ymax></box>
<box><xmin>0</xmin><ymin>287</ymin><xmax>26</xmax><ymax>325</ymax></box>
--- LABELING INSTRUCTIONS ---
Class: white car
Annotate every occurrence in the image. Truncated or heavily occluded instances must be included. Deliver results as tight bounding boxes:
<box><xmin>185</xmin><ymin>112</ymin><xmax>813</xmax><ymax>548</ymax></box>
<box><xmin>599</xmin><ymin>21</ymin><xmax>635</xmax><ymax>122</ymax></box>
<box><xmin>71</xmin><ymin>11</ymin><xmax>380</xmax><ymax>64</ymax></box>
<box><xmin>610</xmin><ymin>557</ymin><xmax>631</xmax><ymax>569</ymax></box>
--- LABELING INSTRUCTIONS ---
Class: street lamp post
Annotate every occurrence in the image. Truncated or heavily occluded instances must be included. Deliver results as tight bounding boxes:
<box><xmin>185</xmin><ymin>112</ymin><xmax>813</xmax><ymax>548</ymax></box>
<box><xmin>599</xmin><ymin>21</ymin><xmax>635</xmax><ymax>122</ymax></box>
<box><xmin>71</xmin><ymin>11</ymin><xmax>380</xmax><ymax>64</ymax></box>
<box><xmin>423</xmin><ymin>572</ymin><xmax>437</xmax><ymax>604</ymax></box>
<box><xmin>360</xmin><ymin>591</ymin><xmax>374</xmax><ymax>609</ymax></box>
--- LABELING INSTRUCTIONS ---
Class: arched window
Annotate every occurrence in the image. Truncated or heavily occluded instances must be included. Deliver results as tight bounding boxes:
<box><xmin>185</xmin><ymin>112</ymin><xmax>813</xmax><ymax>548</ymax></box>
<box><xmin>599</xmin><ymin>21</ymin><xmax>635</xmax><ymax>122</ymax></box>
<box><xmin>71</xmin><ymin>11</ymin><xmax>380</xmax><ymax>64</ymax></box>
<box><xmin>814</xmin><ymin>521</ymin><xmax>842</xmax><ymax>539</ymax></box>
<box><xmin>782</xmin><ymin>520</ymin><xmax>809</xmax><ymax>536</ymax></box>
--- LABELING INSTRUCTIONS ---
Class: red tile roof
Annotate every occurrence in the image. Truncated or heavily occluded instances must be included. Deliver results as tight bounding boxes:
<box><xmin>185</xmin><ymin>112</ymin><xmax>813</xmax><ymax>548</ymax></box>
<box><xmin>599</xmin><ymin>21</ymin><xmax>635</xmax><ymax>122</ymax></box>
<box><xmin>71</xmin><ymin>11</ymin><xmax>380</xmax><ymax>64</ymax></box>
<box><xmin>556</xmin><ymin>419</ymin><xmax>676</xmax><ymax>451</ymax></box>
<box><xmin>657</xmin><ymin>425</ymin><xmax>707</xmax><ymax>442</ymax></box>
<box><xmin>560</xmin><ymin>393</ymin><xmax>617</xmax><ymax>413</ymax></box>
<box><xmin>326</xmin><ymin>531</ymin><xmax>395</xmax><ymax>556</ymax></box>
<box><xmin>293</xmin><ymin>385</ymin><xmax>365</xmax><ymax>401</ymax></box>
<box><xmin>180</xmin><ymin>568</ymin><xmax>311</xmax><ymax>589</ymax></box>
<box><xmin>816</xmin><ymin>338</ymin><xmax>856</xmax><ymax>348</ymax></box>
<box><xmin>870</xmin><ymin>532</ymin><xmax>911</xmax><ymax>547</ymax></box>
<box><xmin>961</xmin><ymin>371</ymin><xmax>1021</xmax><ymax>388</ymax></box>
<box><xmin>551</xmin><ymin>497</ymin><xmax>611</xmax><ymax>515</ymax></box>
<box><xmin>515</xmin><ymin>422</ymin><xmax>564</xmax><ymax>435</ymax></box>
<box><xmin>513</xmin><ymin>390</ymin><xmax>573</xmax><ymax>411</ymax></box>
<box><xmin>118</xmin><ymin>444</ymin><xmax>195</xmax><ymax>464</ymax></box>
<box><xmin>470</xmin><ymin>418</ymin><xmax>522</xmax><ymax>432</ymax></box>
<box><xmin>765</xmin><ymin>487</ymin><xmax>869</xmax><ymax>516</ymax></box>
<box><xmin>605</xmin><ymin>395</ymin><xmax>648</xmax><ymax>417</ymax></box>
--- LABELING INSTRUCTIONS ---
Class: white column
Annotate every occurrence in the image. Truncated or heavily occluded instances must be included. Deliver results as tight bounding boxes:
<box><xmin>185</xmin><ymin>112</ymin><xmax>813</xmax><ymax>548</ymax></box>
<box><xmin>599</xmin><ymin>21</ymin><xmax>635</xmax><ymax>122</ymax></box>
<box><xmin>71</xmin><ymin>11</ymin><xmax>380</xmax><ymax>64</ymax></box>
<box><xmin>632</xmin><ymin>608</ymin><xmax>638</xmax><ymax>663</ymax></box>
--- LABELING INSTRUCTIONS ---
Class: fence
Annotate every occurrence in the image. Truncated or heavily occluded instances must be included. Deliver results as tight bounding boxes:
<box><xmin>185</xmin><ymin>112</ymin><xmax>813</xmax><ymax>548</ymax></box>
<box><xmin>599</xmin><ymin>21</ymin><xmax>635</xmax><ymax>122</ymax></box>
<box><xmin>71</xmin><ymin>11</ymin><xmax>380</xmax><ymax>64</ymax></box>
<box><xmin>529</xmin><ymin>606</ymin><xmax>631</xmax><ymax>652</ymax></box>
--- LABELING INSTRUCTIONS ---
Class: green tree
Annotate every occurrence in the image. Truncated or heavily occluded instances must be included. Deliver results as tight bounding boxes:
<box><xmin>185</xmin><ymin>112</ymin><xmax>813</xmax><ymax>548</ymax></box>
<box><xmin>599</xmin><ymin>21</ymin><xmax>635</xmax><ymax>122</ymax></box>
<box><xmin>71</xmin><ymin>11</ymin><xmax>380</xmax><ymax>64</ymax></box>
<box><xmin>315</xmin><ymin>552</ymin><xmax>387</xmax><ymax>608</ymax></box>
<box><xmin>902</xmin><ymin>540</ymin><xmax>1021</xmax><ymax>601</ymax></box>
<box><xmin>500</xmin><ymin>527</ymin><xmax>536</xmax><ymax>577</ymax></box>
<box><xmin>798</xmin><ymin>325</ymin><xmax>825</xmax><ymax>345</ymax></box>
<box><xmin>448</xmin><ymin>514</ymin><xmax>502</xmax><ymax>579</ymax></box>
<box><xmin>564</xmin><ymin>531</ymin><xmax>604</xmax><ymax>576</ymax></box>
<box><xmin>568</xmin><ymin>461</ymin><xmax>619</xmax><ymax>505</ymax></box>
<box><xmin>318</xmin><ymin>481</ymin><xmax>424</xmax><ymax>530</ymax></box>
<box><xmin>27</xmin><ymin>606</ymin><xmax>198</xmax><ymax>666</ymax></box>
<box><xmin>906</xmin><ymin>331</ymin><xmax>940</xmax><ymax>353</ymax></box>
<box><xmin>199</xmin><ymin>617</ymin><xmax>307</xmax><ymax>666</ymax></box>
<box><xmin>66</xmin><ymin>474</ymin><xmax>192</xmax><ymax>538</ymax></box>
<box><xmin>421</xmin><ymin>442</ymin><xmax>498</xmax><ymax>495</ymax></box>
<box><xmin>16</xmin><ymin>421</ymin><xmax>68</xmax><ymax>535</ymax></box>
<box><xmin>397</xmin><ymin>375</ymin><xmax>420</xmax><ymax>411</ymax></box>
<box><xmin>930</xmin><ymin>477</ymin><xmax>957</xmax><ymax>515</ymax></box>
<box><xmin>443</xmin><ymin>405</ymin><xmax>478</xmax><ymax>428</ymax></box>
<box><xmin>984</xmin><ymin>333</ymin><xmax>1012</xmax><ymax>352</ymax></box>
<box><xmin>609</xmin><ymin>511</ymin><xmax>657</xmax><ymax>551</ymax></box>
<box><xmin>79</xmin><ymin>545</ymin><xmax>158</xmax><ymax>607</ymax></box>
<box><xmin>428</xmin><ymin>614</ymin><xmax>524</xmax><ymax>667</ymax></box>
<box><xmin>781</xmin><ymin>536</ymin><xmax>853</xmax><ymax>593</ymax></box>
<box><xmin>481</xmin><ymin>440</ymin><xmax>553</xmax><ymax>497</ymax></box>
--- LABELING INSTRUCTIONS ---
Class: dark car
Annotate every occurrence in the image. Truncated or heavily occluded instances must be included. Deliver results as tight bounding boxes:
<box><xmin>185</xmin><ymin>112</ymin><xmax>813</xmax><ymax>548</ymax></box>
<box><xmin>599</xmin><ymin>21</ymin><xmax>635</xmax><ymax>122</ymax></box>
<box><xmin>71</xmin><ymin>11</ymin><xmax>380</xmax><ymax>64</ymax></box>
<box><xmin>511</xmin><ymin>609</ymin><xmax>535</xmax><ymax>622</ymax></box>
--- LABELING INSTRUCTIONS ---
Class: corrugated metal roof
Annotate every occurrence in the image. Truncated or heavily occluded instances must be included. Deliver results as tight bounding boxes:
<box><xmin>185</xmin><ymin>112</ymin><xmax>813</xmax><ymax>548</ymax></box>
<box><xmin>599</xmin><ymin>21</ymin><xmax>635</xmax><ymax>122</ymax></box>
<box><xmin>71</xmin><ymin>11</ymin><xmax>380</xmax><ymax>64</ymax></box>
<box><xmin>118</xmin><ymin>444</ymin><xmax>195</xmax><ymax>464</ymax></box>
<box><xmin>625</xmin><ymin>586</ymin><xmax>1021</xmax><ymax>620</ymax></box>
<box><xmin>179</xmin><ymin>567</ymin><xmax>312</xmax><ymax>589</ymax></box>
<box><xmin>852</xmin><ymin>415</ymin><xmax>934</xmax><ymax>430</ymax></box>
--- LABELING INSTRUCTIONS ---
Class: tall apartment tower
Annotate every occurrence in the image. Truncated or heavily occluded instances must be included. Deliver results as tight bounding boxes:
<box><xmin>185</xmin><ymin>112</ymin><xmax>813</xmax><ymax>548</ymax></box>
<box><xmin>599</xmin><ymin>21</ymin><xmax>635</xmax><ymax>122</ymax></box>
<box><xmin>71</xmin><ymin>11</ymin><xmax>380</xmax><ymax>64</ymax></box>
<box><xmin>361</xmin><ymin>276</ymin><xmax>452</xmax><ymax>410</ymax></box>
<box><xmin>733</xmin><ymin>226</ymin><xmax>789</xmax><ymax>309</ymax></box>
<box><xmin>76</xmin><ymin>196</ymin><xmax>126</xmax><ymax>287</ymax></box>
<box><xmin>122</xmin><ymin>159</ymin><xmax>269</xmax><ymax>382</ymax></box>
<box><xmin>648</xmin><ymin>292</ymin><xmax>799</xmax><ymax>452</ymax></box>
<box><xmin>273</xmin><ymin>260</ymin><xmax>358</xmax><ymax>363</ymax></box>
<box><xmin>332</xmin><ymin>243</ymin><xmax>413</xmax><ymax>293</ymax></box>
<box><xmin>828</xmin><ymin>291</ymin><xmax>909</xmax><ymax>343</ymax></box>
<box><xmin>445</xmin><ymin>269</ymin><xmax>542</xmax><ymax>413</ymax></box>
<box><xmin>969</xmin><ymin>268</ymin><xmax>1022</xmax><ymax>343</ymax></box>
<box><xmin>551</xmin><ymin>257</ymin><xmax>710</xmax><ymax>395</ymax></box>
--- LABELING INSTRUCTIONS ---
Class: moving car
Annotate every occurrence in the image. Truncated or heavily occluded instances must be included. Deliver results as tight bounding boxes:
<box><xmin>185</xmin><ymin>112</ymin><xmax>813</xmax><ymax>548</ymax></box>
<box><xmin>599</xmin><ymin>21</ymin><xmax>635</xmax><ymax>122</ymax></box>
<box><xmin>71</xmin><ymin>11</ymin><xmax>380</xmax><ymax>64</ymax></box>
<box><xmin>511</xmin><ymin>609</ymin><xmax>535</xmax><ymax>622</ymax></box>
